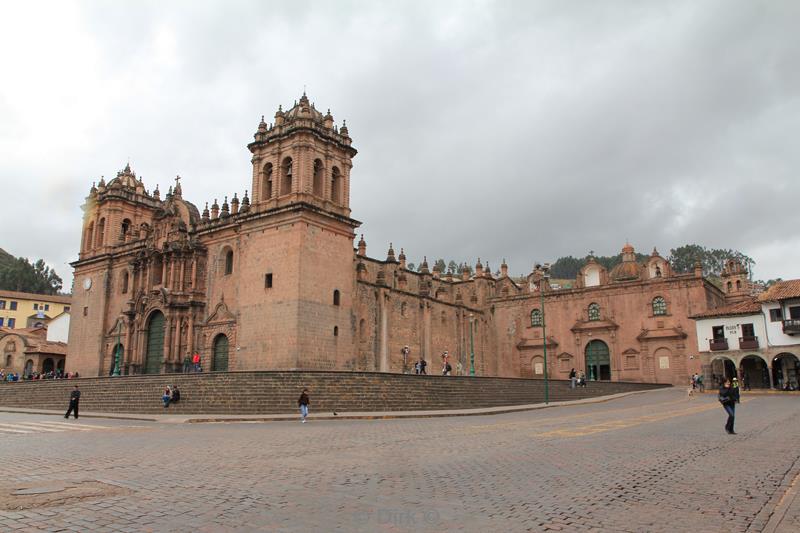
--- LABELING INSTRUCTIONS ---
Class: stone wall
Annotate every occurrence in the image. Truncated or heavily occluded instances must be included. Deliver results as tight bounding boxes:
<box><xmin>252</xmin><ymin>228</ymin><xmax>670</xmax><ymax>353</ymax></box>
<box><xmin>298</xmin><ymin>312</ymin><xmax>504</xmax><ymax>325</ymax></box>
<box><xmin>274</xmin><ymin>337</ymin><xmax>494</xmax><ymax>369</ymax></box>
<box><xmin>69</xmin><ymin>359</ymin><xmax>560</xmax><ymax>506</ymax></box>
<box><xmin>0</xmin><ymin>371</ymin><xmax>667</xmax><ymax>415</ymax></box>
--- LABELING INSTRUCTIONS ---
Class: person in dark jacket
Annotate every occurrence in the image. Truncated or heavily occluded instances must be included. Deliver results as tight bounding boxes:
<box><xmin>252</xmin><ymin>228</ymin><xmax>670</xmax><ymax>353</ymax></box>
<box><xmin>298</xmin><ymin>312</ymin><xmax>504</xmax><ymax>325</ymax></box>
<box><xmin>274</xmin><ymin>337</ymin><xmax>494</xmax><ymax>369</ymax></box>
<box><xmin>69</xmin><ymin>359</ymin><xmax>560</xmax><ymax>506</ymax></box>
<box><xmin>171</xmin><ymin>385</ymin><xmax>181</xmax><ymax>404</ymax></box>
<box><xmin>719</xmin><ymin>378</ymin><xmax>737</xmax><ymax>434</ymax></box>
<box><xmin>64</xmin><ymin>385</ymin><xmax>80</xmax><ymax>419</ymax></box>
<box><xmin>298</xmin><ymin>388</ymin><xmax>310</xmax><ymax>423</ymax></box>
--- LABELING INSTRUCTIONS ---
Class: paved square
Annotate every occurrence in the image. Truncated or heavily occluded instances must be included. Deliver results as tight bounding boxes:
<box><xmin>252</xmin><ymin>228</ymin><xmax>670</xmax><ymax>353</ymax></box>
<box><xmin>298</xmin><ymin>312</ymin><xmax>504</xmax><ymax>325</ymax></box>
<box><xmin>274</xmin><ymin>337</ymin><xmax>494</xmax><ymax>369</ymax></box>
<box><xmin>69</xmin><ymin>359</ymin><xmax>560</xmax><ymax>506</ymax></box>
<box><xmin>1</xmin><ymin>389</ymin><xmax>798</xmax><ymax>532</ymax></box>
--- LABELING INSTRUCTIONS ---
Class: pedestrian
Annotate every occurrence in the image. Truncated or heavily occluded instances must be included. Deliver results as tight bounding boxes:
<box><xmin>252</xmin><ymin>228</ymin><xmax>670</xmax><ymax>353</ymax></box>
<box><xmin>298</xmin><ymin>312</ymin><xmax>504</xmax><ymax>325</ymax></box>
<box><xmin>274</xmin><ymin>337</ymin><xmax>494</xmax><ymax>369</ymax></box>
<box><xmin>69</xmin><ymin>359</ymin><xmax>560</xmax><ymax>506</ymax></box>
<box><xmin>171</xmin><ymin>385</ymin><xmax>181</xmax><ymax>404</ymax></box>
<box><xmin>569</xmin><ymin>368</ymin><xmax>577</xmax><ymax>389</ymax></box>
<box><xmin>162</xmin><ymin>386</ymin><xmax>172</xmax><ymax>408</ymax></box>
<box><xmin>418</xmin><ymin>357</ymin><xmax>427</xmax><ymax>375</ymax></box>
<box><xmin>442</xmin><ymin>361</ymin><xmax>452</xmax><ymax>376</ymax></box>
<box><xmin>742</xmin><ymin>374</ymin><xmax>751</xmax><ymax>392</ymax></box>
<box><xmin>718</xmin><ymin>378</ymin><xmax>737</xmax><ymax>434</ymax></box>
<box><xmin>183</xmin><ymin>353</ymin><xmax>191</xmax><ymax>373</ymax></box>
<box><xmin>456</xmin><ymin>360</ymin><xmax>463</xmax><ymax>376</ymax></box>
<box><xmin>697</xmin><ymin>374</ymin><xmax>705</xmax><ymax>393</ymax></box>
<box><xmin>691</xmin><ymin>373</ymin><xmax>698</xmax><ymax>390</ymax></box>
<box><xmin>414</xmin><ymin>360</ymin><xmax>420</xmax><ymax>375</ymax></box>
<box><xmin>578</xmin><ymin>370</ymin><xmax>587</xmax><ymax>387</ymax></box>
<box><xmin>192</xmin><ymin>352</ymin><xmax>201</xmax><ymax>373</ymax></box>
<box><xmin>64</xmin><ymin>385</ymin><xmax>80</xmax><ymax>419</ymax></box>
<box><xmin>687</xmin><ymin>378</ymin><xmax>695</xmax><ymax>399</ymax></box>
<box><xmin>298</xmin><ymin>388</ymin><xmax>310</xmax><ymax>423</ymax></box>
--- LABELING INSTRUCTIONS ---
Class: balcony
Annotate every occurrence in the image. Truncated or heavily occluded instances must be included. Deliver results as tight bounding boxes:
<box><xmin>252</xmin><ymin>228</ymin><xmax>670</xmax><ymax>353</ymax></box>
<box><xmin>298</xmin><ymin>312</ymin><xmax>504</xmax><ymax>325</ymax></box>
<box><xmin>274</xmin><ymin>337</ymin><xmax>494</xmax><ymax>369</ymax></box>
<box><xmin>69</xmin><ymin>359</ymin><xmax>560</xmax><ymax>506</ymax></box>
<box><xmin>783</xmin><ymin>319</ymin><xmax>800</xmax><ymax>336</ymax></box>
<box><xmin>709</xmin><ymin>339</ymin><xmax>729</xmax><ymax>351</ymax></box>
<box><xmin>738</xmin><ymin>336</ymin><xmax>759</xmax><ymax>350</ymax></box>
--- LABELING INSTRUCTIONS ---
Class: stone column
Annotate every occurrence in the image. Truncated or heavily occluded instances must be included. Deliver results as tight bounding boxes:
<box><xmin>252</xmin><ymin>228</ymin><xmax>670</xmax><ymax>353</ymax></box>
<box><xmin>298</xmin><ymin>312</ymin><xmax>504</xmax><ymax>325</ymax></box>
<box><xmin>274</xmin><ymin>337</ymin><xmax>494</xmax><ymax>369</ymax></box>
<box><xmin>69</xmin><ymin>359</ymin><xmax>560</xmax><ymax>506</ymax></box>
<box><xmin>163</xmin><ymin>316</ymin><xmax>173</xmax><ymax>372</ymax></box>
<box><xmin>423</xmin><ymin>302</ymin><xmax>432</xmax><ymax>367</ymax></box>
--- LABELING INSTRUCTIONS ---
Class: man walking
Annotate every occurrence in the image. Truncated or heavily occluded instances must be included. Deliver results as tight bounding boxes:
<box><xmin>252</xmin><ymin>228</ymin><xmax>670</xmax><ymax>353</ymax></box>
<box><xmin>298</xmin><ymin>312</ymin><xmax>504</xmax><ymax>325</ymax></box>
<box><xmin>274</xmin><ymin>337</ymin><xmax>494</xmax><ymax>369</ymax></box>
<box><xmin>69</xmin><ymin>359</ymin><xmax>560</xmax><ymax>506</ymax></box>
<box><xmin>64</xmin><ymin>385</ymin><xmax>80</xmax><ymax>419</ymax></box>
<box><xmin>418</xmin><ymin>357</ymin><xmax>427</xmax><ymax>375</ymax></box>
<box><xmin>569</xmin><ymin>368</ymin><xmax>577</xmax><ymax>389</ymax></box>
<box><xmin>718</xmin><ymin>378</ymin><xmax>737</xmax><ymax>434</ymax></box>
<box><xmin>183</xmin><ymin>353</ymin><xmax>191</xmax><ymax>373</ymax></box>
<box><xmin>298</xmin><ymin>388</ymin><xmax>310</xmax><ymax>423</ymax></box>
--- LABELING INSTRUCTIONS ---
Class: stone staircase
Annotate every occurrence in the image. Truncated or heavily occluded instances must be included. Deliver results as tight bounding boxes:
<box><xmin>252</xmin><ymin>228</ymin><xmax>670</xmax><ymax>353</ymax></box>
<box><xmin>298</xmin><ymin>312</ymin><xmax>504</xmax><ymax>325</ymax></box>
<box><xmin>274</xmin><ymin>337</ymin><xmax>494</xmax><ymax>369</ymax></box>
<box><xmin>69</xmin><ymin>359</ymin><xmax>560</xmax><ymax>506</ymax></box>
<box><xmin>0</xmin><ymin>371</ymin><xmax>669</xmax><ymax>415</ymax></box>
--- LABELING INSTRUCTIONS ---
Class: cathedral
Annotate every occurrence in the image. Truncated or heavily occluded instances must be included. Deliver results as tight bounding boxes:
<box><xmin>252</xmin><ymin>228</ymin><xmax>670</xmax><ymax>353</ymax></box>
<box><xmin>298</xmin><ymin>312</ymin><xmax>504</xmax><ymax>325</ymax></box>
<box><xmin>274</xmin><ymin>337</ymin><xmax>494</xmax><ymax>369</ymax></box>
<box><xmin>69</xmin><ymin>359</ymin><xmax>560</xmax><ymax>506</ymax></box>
<box><xmin>67</xmin><ymin>95</ymin><xmax>741</xmax><ymax>385</ymax></box>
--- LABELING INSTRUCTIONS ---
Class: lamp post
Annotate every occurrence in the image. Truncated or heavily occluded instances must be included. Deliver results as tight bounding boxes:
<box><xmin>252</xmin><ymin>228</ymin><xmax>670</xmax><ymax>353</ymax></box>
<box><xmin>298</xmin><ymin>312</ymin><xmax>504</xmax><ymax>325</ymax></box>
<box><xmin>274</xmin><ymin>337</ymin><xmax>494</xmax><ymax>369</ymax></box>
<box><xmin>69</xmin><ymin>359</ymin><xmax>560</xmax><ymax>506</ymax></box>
<box><xmin>537</xmin><ymin>263</ymin><xmax>551</xmax><ymax>404</ymax></box>
<box><xmin>469</xmin><ymin>313</ymin><xmax>476</xmax><ymax>376</ymax></box>
<box><xmin>112</xmin><ymin>320</ymin><xmax>122</xmax><ymax>376</ymax></box>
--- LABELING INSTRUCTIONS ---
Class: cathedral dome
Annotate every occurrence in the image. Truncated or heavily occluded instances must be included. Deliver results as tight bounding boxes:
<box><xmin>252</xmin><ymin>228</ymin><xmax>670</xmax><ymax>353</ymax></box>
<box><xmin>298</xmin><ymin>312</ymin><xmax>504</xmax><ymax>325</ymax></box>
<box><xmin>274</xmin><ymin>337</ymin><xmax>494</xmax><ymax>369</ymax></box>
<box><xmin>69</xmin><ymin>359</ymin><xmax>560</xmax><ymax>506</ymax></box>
<box><xmin>108</xmin><ymin>163</ymin><xmax>138</xmax><ymax>189</ymax></box>
<box><xmin>609</xmin><ymin>261</ymin><xmax>641</xmax><ymax>282</ymax></box>
<box><xmin>283</xmin><ymin>93</ymin><xmax>324</xmax><ymax>124</ymax></box>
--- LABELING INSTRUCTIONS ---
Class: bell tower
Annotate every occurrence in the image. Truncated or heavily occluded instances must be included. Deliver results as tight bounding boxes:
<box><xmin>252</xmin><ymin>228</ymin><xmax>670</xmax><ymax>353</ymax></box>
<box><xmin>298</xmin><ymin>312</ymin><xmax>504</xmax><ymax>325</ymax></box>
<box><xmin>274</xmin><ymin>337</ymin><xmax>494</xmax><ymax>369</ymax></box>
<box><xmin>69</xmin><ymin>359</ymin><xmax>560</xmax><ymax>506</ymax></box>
<box><xmin>247</xmin><ymin>93</ymin><xmax>356</xmax><ymax>219</ymax></box>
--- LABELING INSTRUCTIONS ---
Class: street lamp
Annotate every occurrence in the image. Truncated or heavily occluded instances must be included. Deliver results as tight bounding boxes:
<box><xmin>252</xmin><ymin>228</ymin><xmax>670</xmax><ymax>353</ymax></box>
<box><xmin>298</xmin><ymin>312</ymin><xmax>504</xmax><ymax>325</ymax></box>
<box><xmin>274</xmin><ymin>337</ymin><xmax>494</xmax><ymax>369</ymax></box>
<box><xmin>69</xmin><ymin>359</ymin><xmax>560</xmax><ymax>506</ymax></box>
<box><xmin>112</xmin><ymin>320</ymin><xmax>122</xmax><ymax>376</ymax></box>
<box><xmin>469</xmin><ymin>313</ymin><xmax>476</xmax><ymax>376</ymax></box>
<box><xmin>536</xmin><ymin>263</ymin><xmax>551</xmax><ymax>404</ymax></box>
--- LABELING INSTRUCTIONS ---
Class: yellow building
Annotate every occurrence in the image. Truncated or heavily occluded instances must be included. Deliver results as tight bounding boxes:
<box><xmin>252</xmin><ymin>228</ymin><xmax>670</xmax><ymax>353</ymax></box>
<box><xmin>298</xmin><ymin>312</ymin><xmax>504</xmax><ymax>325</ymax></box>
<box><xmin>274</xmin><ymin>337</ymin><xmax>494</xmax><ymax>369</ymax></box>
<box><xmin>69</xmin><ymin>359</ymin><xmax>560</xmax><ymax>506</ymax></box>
<box><xmin>0</xmin><ymin>290</ymin><xmax>72</xmax><ymax>330</ymax></box>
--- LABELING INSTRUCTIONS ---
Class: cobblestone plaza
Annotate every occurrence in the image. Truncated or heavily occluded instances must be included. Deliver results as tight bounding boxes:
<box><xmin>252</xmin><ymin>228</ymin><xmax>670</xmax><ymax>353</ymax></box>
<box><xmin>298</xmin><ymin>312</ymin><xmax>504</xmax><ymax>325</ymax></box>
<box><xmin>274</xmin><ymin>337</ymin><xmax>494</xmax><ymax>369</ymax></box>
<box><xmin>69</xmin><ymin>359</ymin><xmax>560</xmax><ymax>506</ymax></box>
<box><xmin>1</xmin><ymin>388</ymin><xmax>799</xmax><ymax>532</ymax></box>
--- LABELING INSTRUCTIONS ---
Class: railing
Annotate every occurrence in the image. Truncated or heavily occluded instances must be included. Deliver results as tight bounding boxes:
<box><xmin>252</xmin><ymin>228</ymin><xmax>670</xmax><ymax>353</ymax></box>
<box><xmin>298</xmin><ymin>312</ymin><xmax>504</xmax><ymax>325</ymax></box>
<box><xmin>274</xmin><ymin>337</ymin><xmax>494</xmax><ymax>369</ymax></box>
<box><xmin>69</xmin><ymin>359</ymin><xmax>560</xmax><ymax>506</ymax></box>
<box><xmin>783</xmin><ymin>319</ymin><xmax>800</xmax><ymax>335</ymax></box>
<box><xmin>709</xmin><ymin>339</ymin><xmax>729</xmax><ymax>351</ymax></box>
<box><xmin>738</xmin><ymin>336</ymin><xmax>759</xmax><ymax>349</ymax></box>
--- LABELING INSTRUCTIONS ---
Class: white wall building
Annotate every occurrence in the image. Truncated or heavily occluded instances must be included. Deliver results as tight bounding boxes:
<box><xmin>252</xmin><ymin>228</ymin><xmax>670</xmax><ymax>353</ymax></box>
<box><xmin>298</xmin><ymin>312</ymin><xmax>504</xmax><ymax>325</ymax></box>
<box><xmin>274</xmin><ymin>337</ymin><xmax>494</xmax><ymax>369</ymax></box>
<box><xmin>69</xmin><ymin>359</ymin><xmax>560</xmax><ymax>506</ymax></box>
<box><xmin>46</xmin><ymin>312</ymin><xmax>70</xmax><ymax>344</ymax></box>
<box><xmin>692</xmin><ymin>279</ymin><xmax>800</xmax><ymax>390</ymax></box>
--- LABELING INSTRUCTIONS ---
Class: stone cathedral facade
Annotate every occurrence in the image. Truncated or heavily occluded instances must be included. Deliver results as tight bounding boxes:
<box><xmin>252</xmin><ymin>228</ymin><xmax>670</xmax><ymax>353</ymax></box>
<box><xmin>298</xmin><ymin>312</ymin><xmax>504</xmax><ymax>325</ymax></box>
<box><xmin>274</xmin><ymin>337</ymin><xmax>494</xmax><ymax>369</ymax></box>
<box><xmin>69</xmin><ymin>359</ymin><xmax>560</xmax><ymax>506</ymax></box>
<box><xmin>67</xmin><ymin>95</ymin><xmax>738</xmax><ymax>385</ymax></box>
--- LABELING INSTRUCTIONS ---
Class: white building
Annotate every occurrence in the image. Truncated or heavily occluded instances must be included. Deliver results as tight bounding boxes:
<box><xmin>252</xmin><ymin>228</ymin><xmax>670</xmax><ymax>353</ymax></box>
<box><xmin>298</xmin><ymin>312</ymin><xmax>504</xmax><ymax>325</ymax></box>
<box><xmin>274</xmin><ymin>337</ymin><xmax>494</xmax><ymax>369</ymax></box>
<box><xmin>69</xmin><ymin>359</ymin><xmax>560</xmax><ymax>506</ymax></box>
<box><xmin>692</xmin><ymin>279</ymin><xmax>800</xmax><ymax>389</ymax></box>
<box><xmin>46</xmin><ymin>312</ymin><xmax>70</xmax><ymax>344</ymax></box>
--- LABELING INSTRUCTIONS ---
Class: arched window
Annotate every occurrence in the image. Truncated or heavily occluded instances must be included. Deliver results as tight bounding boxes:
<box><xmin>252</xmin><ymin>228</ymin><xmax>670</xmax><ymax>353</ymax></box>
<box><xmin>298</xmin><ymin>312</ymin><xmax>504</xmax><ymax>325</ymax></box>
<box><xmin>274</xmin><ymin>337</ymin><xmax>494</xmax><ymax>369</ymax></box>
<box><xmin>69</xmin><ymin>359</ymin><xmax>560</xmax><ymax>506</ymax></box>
<box><xmin>530</xmin><ymin>309</ymin><xmax>543</xmax><ymax>327</ymax></box>
<box><xmin>121</xmin><ymin>218</ymin><xmax>131</xmax><ymax>240</ymax></box>
<box><xmin>331</xmin><ymin>166</ymin><xmax>342</xmax><ymax>204</ymax></box>
<box><xmin>262</xmin><ymin>162</ymin><xmax>273</xmax><ymax>200</ymax></box>
<box><xmin>313</xmin><ymin>159</ymin><xmax>324</xmax><ymax>197</ymax></box>
<box><xmin>121</xmin><ymin>271</ymin><xmax>129</xmax><ymax>294</ymax></box>
<box><xmin>652</xmin><ymin>296</ymin><xmax>667</xmax><ymax>316</ymax></box>
<box><xmin>85</xmin><ymin>221</ymin><xmax>94</xmax><ymax>251</ymax></box>
<box><xmin>588</xmin><ymin>303</ymin><xmax>600</xmax><ymax>321</ymax></box>
<box><xmin>96</xmin><ymin>218</ymin><xmax>105</xmax><ymax>247</ymax></box>
<box><xmin>281</xmin><ymin>157</ymin><xmax>293</xmax><ymax>196</ymax></box>
<box><xmin>6</xmin><ymin>354</ymin><xmax>12</xmax><ymax>367</ymax></box>
<box><xmin>152</xmin><ymin>254</ymin><xmax>163</xmax><ymax>285</ymax></box>
<box><xmin>736</xmin><ymin>280</ymin><xmax>741</xmax><ymax>290</ymax></box>
<box><xmin>727</xmin><ymin>281</ymin><xmax>733</xmax><ymax>292</ymax></box>
<box><xmin>333</xmin><ymin>289</ymin><xmax>340</xmax><ymax>306</ymax></box>
<box><xmin>333</xmin><ymin>326</ymin><xmax>339</xmax><ymax>337</ymax></box>
<box><xmin>224</xmin><ymin>249</ymin><xmax>234</xmax><ymax>275</ymax></box>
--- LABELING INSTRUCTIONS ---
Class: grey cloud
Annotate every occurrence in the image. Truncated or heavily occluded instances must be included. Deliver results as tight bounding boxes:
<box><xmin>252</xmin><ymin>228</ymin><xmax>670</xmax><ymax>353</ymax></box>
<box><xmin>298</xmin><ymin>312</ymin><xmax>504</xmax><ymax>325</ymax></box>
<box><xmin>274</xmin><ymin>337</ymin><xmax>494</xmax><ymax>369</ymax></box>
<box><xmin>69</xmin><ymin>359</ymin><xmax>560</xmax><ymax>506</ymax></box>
<box><xmin>0</xmin><ymin>0</ymin><xmax>798</xmax><ymax>287</ymax></box>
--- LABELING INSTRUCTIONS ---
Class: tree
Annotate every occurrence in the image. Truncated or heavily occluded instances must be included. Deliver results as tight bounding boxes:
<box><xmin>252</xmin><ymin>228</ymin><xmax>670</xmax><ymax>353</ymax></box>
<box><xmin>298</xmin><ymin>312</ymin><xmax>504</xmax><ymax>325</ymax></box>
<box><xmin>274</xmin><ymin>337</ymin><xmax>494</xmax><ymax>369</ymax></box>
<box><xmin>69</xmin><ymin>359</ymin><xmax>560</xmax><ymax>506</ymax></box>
<box><xmin>406</xmin><ymin>262</ymin><xmax>416</xmax><ymax>272</ymax></box>
<box><xmin>434</xmin><ymin>258</ymin><xmax>447</xmax><ymax>273</ymax></box>
<box><xmin>0</xmin><ymin>250</ymin><xmax>63</xmax><ymax>295</ymax></box>
<box><xmin>447</xmin><ymin>260</ymin><xmax>458</xmax><ymax>274</ymax></box>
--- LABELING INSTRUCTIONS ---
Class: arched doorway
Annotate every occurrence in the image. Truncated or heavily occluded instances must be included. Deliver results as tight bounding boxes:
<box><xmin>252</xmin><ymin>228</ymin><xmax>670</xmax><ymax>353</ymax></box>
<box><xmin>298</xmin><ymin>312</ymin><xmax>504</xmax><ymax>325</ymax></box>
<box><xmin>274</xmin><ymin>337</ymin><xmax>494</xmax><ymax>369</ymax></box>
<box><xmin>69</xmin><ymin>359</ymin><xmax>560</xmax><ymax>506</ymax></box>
<box><xmin>772</xmin><ymin>353</ymin><xmax>799</xmax><ymax>390</ymax></box>
<box><xmin>212</xmin><ymin>334</ymin><xmax>229</xmax><ymax>372</ymax></box>
<box><xmin>739</xmin><ymin>355</ymin><xmax>769</xmax><ymax>389</ymax></box>
<box><xmin>109</xmin><ymin>343</ymin><xmax>123</xmax><ymax>376</ymax></box>
<box><xmin>144</xmin><ymin>311</ymin><xmax>165</xmax><ymax>374</ymax></box>
<box><xmin>42</xmin><ymin>358</ymin><xmax>54</xmax><ymax>374</ymax></box>
<box><xmin>711</xmin><ymin>357</ymin><xmax>737</xmax><ymax>386</ymax></box>
<box><xmin>585</xmin><ymin>340</ymin><xmax>611</xmax><ymax>381</ymax></box>
<box><xmin>56</xmin><ymin>359</ymin><xmax>65</xmax><ymax>372</ymax></box>
<box><xmin>24</xmin><ymin>359</ymin><xmax>33</xmax><ymax>377</ymax></box>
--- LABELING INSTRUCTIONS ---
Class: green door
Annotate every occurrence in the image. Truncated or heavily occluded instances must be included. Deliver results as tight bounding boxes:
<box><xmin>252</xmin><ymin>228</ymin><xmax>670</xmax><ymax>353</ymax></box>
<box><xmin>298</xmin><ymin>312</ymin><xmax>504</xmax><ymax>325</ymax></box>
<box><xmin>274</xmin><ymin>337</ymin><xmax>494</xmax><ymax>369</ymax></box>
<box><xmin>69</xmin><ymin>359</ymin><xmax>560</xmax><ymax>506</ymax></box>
<box><xmin>585</xmin><ymin>340</ymin><xmax>611</xmax><ymax>381</ymax></box>
<box><xmin>213</xmin><ymin>334</ymin><xmax>229</xmax><ymax>372</ymax></box>
<box><xmin>144</xmin><ymin>311</ymin><xmax>165</xmax><ymax>374</ymax></box>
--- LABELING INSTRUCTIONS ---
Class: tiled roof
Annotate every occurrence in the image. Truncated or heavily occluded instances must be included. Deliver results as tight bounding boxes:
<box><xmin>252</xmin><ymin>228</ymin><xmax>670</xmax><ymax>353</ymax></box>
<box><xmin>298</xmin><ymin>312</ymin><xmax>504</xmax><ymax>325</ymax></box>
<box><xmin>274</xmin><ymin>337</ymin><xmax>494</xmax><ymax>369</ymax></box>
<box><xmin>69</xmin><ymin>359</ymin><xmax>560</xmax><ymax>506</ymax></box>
<box><xmin>691</xmin><ymin>299</ymin><xmax>762</xmax><ymax>319</ymax></box>
<box><xmin>0</xmin><ymin>290</ymin><xmax>72</xmax><ymax>304</ymax></box>
<box><xmin>25</xmin><ymin>340</ymin><xmax>67</xmax><ymax>355</ymax></box>
<box><xmin>758</xmin><ymin>279</ymin><xmax>800</xmax><ymax>302</ymax></box>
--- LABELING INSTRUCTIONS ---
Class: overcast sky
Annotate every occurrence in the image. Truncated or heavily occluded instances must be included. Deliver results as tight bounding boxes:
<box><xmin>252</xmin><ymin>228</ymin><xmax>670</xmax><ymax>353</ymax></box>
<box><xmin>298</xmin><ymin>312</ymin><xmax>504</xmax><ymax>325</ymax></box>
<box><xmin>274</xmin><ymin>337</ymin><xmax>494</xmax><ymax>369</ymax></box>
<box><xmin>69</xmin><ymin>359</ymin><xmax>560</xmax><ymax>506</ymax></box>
<box><xmin>1</xmin><ymin>0</ymin><xmax>798</xmax><ymax>289</ymax></box>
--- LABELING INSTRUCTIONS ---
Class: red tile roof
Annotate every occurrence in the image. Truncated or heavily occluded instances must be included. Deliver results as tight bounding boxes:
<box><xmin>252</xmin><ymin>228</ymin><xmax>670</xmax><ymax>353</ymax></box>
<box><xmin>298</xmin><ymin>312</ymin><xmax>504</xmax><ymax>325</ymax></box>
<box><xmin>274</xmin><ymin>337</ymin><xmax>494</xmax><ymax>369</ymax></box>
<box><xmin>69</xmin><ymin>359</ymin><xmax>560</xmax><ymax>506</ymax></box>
<box><xmin>0</xmin><ymin>290</ymin><xmax>72</xmax><ymax>304</ymax></box>
<box><xmin>691</xmin><ymin>298</ymin><xmax>762</xmax><ymax>319</ymax></box>
<box><xmin>758</xmin><ymin>279</ymin><xmax>800</xmax><ymax>302</ymax></box>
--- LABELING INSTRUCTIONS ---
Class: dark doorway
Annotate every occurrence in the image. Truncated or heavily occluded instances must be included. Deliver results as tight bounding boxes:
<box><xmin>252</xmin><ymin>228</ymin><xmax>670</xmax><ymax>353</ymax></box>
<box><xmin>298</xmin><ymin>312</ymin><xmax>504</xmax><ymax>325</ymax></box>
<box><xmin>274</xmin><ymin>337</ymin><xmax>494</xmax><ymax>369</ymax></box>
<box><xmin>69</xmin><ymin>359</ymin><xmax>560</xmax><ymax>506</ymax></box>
<box><xmin>213</xmin><ymin>334</ymin><xmax>229</xmax><ymax>372</ymax></box>
<box><xmin>773</xmin><ymin>353</ymin><xmax>799</xmax><ymax>390</ymax></box>
<box><xmin>144</xmin><ymin>311</ymin><xmax>165</xmax><ymax>374</ymax></box>
<box><xmin>739</xmin><ymin>356</ymin><xmax>769</xmax><ymax>389</ymax></box>
<box><xmin>585</xmin><ymin>340</ymin><xmax>611</xmax><ymax>381</ymax></box>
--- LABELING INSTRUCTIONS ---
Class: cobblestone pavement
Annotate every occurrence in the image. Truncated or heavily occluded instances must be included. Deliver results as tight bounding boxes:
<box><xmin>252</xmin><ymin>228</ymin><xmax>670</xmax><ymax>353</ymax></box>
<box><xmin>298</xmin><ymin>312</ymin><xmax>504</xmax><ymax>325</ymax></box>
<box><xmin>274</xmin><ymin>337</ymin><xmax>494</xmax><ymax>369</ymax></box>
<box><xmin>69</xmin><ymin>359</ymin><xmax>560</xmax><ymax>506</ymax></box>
<box><xmin>1</xmin><ymin>389</ymin><xmax>799</xmax><ymax>532</ymax></box>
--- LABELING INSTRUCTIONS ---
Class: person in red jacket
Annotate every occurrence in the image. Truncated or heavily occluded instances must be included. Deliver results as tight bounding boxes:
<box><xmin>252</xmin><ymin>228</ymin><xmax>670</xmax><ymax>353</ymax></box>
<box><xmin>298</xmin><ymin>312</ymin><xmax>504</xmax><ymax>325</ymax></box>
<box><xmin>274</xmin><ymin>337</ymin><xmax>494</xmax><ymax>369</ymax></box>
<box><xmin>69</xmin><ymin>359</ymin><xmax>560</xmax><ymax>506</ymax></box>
<box><xmin>192</xmin><ymin>352</ymin><xmax>201</xmax><ymax>373</ymax></box>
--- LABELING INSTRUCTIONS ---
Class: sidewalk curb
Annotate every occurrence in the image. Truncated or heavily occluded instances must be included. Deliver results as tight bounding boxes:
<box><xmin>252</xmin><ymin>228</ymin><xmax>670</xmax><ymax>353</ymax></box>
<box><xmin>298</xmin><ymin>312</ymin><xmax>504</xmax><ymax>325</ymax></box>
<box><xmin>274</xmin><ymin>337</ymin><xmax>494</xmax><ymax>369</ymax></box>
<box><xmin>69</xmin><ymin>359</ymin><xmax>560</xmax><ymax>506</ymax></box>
<box><xmin>1</xmin><ymin>388</ymin><xmax>663</xmax><ymax>424</ymax></box>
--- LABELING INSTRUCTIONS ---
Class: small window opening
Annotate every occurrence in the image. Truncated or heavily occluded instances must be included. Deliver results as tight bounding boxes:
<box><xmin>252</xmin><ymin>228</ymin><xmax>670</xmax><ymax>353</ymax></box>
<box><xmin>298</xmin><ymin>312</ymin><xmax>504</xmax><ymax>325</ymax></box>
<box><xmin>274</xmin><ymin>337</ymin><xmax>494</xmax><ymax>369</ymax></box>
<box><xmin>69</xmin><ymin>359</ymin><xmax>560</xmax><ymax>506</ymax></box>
<box><xmin>333</xmin><ymin>289</ymin><xmax>341</xmax><ymax>306</ymax></box>
<box><xmin>265</xmin><ymin>273</ymin><xmax>273</xmax><ymax>289</ymax></box>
